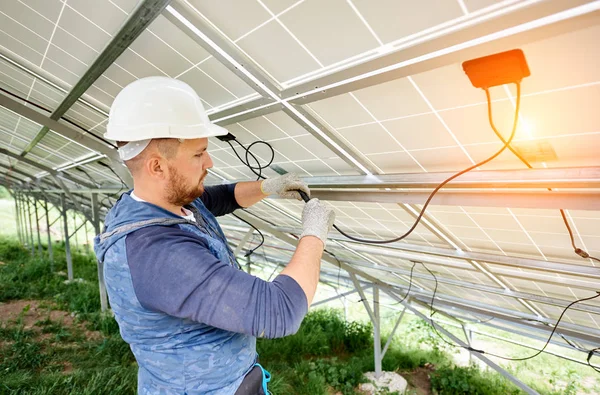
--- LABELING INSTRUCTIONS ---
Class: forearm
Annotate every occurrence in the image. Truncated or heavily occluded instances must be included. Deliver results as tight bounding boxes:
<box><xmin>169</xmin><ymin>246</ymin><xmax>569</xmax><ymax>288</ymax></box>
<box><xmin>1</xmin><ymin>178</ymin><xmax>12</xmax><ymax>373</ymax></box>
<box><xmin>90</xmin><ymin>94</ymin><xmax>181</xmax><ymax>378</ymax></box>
<box><xmin>234</xmin><ymin>180</ymin><xmax>267</xmax><ymax>208</ymax></box>
<box><xmin>280</xmin><ymin>236</ymin><xmax>324</xmax><ymax>306</ymax></box>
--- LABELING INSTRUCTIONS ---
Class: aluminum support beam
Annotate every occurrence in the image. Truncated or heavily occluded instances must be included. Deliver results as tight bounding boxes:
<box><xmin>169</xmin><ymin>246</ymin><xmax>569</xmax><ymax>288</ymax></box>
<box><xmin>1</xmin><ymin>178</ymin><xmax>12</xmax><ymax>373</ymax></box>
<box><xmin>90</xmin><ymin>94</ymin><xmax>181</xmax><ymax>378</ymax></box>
<box><xmin>33</xmin><ymin>196</ymin><xmax>42</xmax><ymax>256</ymax></box>
<box><xmin>61</xmin><ymin>194</ymin><xmax>73</xmax><ymax>281</ymax></box>
<box><xmin>409</xmin><ymin>296</ymin><xmax>600</xmax><ymax>345</ymax></box>
<box><xmin>19</xmin><ymin>0</ymin><xmax>172</xmax><ymax>157</ymax></box>
<box><xmin>303</xmin><ymin>167</ymin><xmax>600</xmax><ymax>190</ymax></box>
<box><xmin>233</xmin><ymin>229</ymin><xmax>255</xmax><ymax>257</ymax></box>
<box><xmin>0</xmin><ymin>50</ymin><xmax>109</xmax><ymax>115</ymax></box>
<box><xmin>400</xmin><ymin>301</ymin><xmax>539</xmax><ymax>394</ymax></box>
<box><xmin>14</xmin><ymin>189</ymin><xmax>22</xmax><ymax>244</ymax></box>
<box><xmin>68</xmin><ymin>219</ymin><xmax>88</xmax><ymax>240</ymax></box>
<box><xmin>0</xmin><ymin>162</ymin><xmax>40</xmax><ymax>182</ymax></box>
<box><xmin>52</xmin><ymin>176</ymin><xmax>94</xmax><ymax>224</ymax></box>
<box><xmin>164</xmin><ymin>2</ymin><xmax>375</xmax><ymax>175</ymax></box>
<box><xmin>236</xmin><ymin>240</ymin><xmax>600</xmax><ymax>359</ymax></box>
<box><xmin>0</xmin><ymin>94</ymin><xmax>133</xmax><ymax>187</ymax></box>
<box><xmin>273</xmin><ymin>225</ymin><xmax>600</xmax><ymax>278</ymax></box>
<box><xmin>422</xmin><ymin>313</ymin><xmax>596</xmax><ymax>367</ymax></box>
<box><xmin>202</xmin><ymin>1</ymin><xmax>599</xmax><ymax>127</ymax></box>
<box><xmin>26</xmin><ymin>194</ymin><xmax>34</xmax><ymax>253</ymax></box>
<box><xmin>311</xmin><ymin>287</ymin><xmax>369</xmax><ymax>308</ymax></box>
<box><xmin>44</xmin><ymin>198</ymin><xmax>53</xmax><ymax>267</ymax></box>
<box><xmin>19</xmin><ymin>192</ymin><xmax>29</xmax><ymax>249</ymax></box>
<box><xmin>310</xmin><ymin>190</ymin><xmax>600</xmax><ymax>211</ymax></box>
<box><xmin>381</xmin><ymin>307</ymin><xmax>406</xmax><ymax>359</ymax></box>
<box><xmin>349</xmin><ymin>273</ymin><xmax>377</xmax><ymax>324</ymax></box>
<box><xmin>282</xmin><ymin>0</ymin><xmax>599</xmax><ymax>104</ymax></box>
<box><xmin>373</xmin><ymin>285</ymin><xmax>382</xmax><ymax>379</ymax></box>
<box><xmin>0</xmin><ymin>148</ymin><xmax>96</xmax><ymax>190</ymax></box>
<box><xmin>334</xmin><ymin>256</ymin><xmax>600</xmax><ymax>316</ymax></box>
<box><xmin>91</xmin><ymin>193</ymin><xmax>108</xmax><ymax>312</ymax></box>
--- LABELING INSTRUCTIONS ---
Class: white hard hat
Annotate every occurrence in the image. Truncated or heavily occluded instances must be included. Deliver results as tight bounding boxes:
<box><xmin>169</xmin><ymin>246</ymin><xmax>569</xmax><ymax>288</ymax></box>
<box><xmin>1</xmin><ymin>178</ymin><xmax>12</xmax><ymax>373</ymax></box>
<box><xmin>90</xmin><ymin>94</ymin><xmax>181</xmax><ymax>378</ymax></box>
<box><xmin>105</xmin><ymin>76</ymin><xmax>227</xmax><ymax>160</ymax></box>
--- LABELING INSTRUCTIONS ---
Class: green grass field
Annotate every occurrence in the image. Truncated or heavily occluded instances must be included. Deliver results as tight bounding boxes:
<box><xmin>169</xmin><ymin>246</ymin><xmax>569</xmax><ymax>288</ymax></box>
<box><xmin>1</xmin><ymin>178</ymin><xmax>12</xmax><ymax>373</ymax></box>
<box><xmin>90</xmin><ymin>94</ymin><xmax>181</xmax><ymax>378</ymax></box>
<box><xmin>0</xmin><ymin>189</ymin><xmax>598</xmax><ymax>394</ymax></box>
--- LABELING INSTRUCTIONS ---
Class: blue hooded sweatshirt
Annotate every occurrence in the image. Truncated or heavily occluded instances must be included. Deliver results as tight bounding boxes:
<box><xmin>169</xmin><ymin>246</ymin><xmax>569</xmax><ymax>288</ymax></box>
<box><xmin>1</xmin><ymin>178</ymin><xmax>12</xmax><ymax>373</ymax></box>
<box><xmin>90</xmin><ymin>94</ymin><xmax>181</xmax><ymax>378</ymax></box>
<box><xmin>93</xmin><ymin>185</ymin><xmax>307</xmax><ymax>394</ymax></box>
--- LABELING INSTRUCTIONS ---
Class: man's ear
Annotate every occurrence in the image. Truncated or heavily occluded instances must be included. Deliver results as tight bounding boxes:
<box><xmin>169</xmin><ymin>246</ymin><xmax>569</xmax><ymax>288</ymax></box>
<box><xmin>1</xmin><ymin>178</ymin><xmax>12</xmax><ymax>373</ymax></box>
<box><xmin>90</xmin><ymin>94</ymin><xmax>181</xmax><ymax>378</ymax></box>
<box><xmin>146</xmin><ymin>155</ymin><xmax>166</xmax><ymax>179</ymax></box>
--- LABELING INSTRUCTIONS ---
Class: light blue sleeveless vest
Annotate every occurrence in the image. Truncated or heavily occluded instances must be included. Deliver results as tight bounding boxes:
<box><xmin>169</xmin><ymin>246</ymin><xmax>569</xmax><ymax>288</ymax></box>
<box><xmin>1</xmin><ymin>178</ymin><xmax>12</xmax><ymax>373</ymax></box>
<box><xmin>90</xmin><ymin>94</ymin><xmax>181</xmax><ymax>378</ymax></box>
<box><xmin>94</xmin><ymin>193</ymin><xmax>257</xmax><ymax>394</ymax></box>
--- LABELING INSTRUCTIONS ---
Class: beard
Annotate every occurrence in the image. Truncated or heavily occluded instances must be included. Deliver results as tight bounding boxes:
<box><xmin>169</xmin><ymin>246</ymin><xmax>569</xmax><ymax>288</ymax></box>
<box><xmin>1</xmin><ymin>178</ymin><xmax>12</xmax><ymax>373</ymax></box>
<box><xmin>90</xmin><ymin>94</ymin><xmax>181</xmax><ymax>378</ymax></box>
<box><xmin>165</xmin><ymin>165</ymin><xmax>207</xmax><ymax>207</ymax></box>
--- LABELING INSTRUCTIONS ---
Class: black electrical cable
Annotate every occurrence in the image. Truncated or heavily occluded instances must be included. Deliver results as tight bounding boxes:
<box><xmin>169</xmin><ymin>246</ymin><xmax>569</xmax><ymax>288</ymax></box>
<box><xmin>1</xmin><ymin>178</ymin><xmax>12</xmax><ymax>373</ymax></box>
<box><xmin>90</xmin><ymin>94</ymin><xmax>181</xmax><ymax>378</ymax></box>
<box><xmin>588</xmin><ymin>348</ymin><xmax>600</xmax><ymax>374</ymax></box>
<box><xmin>323</xmin><ymin>249</ymin><xmax>344</xmax><ymax>292</ymax></box>
<box><xmin>477</xmin><ymin>87</ymin><xmax>599</xmax><ymax>263</ymax></box>
<box><xmin>325</xmin><ymin>82</ymin><xmax>522</xmax><ymax>244</ymax></box>
<box><xmin>226</xmin><ymin>139</ymin><xmax>275</xmax><ymax>181</ymax></box>
<box><xmin>231</xmin><ymin>212</ymin><xmax>266</xmax><ymax>257</ymax></box>
<box><xmin>421</xmin><ymin>260</ymin><xmax>600</xmax><ymax>365</ymax></box>
<box><xmin>74</xmin><ymin>166</ymin><xmax>100</xmax><ymax>187</ymax></box>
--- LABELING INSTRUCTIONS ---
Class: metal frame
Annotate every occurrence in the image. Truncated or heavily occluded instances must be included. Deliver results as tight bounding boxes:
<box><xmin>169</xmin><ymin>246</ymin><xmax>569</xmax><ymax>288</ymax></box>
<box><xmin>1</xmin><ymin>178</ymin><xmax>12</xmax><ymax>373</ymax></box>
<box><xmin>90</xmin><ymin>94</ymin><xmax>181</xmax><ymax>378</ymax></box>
<box><xmin>0</xmin><ymin>0</ymin><xmax>599</xmax><ymax>384</ymax></box>
<box><xmin>399</xmin><ymin>301</ymin><xmax>539</xmax><ymax>394</ymax></box>
<box><xmin>310</xmin><ymin>189</ymin><xmax>600</xmax><ymax>211</ymax></box>
<box><xmin>272</xmin><ymin>224</ymin><xmax>600</xmax><ymax>278</ymax></box>
<box><xmin>0</xmin><ymin>91</ymin><xmax>133</xmax><ymax>187</ymax></box>
<box><xmin>91</xmin><ymin>193</ymin><xmax>108</xmax><ymax>312</ymax></box>
<box><xmin>164</xmin><ymin>2</ymin><xmax>377</xmax><ymax>175</ymax></box>
<box><xmin>202</xmin><ymin>1</ymin><xmax>600</xmax><ymax>124</ymax></box>
<box><xmin>19</xmin><ymin>0</ymin><xmax>172</xmax><ymax>158</ymax></box>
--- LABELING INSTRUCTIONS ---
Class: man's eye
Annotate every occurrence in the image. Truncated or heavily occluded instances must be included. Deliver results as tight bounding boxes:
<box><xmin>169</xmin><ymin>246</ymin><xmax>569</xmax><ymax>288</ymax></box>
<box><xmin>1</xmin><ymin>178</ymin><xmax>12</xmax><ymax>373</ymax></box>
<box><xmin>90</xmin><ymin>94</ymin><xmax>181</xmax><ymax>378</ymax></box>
<box><xmin>195</xmin><ymin>153</ymin><xmax>203</xmax><ymax>157</ymax></box>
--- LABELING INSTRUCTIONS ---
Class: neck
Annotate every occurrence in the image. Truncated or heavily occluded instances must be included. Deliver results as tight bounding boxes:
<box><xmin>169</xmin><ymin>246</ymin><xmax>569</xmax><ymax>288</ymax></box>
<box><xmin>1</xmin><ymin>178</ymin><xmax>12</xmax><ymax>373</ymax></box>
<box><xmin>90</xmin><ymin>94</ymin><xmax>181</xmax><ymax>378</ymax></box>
<box><xmin>132</xmin><ymin>183</ymin><xmax>183</xmax><ymax>217</ymax></box>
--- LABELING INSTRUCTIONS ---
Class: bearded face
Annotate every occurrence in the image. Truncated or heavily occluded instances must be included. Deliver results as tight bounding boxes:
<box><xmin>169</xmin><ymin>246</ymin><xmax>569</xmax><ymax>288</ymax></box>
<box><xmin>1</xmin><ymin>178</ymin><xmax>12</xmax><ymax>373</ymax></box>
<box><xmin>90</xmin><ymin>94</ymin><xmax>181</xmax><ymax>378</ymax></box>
<box><xmin>165</xmin><ymin>163</ymin><xmax>208</xmax><ymax>207</ymax></box>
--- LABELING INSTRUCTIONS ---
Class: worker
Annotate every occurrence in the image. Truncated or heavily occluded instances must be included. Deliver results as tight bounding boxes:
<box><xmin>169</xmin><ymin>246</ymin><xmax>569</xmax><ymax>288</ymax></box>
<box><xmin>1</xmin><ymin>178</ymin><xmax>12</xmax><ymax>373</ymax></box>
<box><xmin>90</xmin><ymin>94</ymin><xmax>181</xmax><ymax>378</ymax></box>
<box><xmin>93</xmin><ymin>76</ymin><xmax>336</xmax><ymax>394</ymax></box>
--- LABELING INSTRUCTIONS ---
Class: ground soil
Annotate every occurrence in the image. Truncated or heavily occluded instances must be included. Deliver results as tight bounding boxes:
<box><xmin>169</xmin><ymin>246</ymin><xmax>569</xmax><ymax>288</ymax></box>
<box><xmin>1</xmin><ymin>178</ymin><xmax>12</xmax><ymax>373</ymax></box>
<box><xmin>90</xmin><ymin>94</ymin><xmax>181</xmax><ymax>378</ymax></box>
<box><xmin>0</xmin><ymin>299</ymin><xmax>101</xmax><ymax>341</ymax></box>
<box><xmin>404</xmin><ymin>367</ymin><xmax>433</xmax><ymax>395</ymax></box>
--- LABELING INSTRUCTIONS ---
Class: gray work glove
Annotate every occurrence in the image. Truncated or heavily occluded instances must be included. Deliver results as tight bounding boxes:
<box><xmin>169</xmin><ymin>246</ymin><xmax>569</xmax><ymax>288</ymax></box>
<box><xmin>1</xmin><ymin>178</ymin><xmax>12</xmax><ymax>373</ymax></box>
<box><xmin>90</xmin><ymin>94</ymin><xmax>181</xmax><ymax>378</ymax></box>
<box><xmin>299</xmin><ymin>199</ymin><xmax>335</xmax><ymax>246</ymax></box>
<box><xmin>261</xmin><ymin>173</ymin><xmax>310</xmax><ymax>201</ymax></box>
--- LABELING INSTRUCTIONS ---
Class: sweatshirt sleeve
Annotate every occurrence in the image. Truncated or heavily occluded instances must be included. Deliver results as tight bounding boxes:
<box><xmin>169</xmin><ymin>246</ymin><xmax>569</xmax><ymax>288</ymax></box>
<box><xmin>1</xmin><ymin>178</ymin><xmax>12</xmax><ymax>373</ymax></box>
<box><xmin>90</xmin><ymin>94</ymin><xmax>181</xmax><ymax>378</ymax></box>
<box><xmin>124</xmin><ymin>225</ymin><xmax>308</xmax><ymax>339</ymax></box>
<box><xmin>199</xmin><ymin>183</ymin><xmax>241</xmax><ymax>217</ymax></box>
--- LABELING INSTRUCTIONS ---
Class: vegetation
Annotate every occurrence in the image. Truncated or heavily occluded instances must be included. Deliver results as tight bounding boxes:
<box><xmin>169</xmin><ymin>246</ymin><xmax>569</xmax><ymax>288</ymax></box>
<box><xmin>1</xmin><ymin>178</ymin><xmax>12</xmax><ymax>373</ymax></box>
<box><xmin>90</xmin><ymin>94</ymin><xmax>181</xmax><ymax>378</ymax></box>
<box><xmin>1</xmin><ymin>195</ymin><xmax>599</xmax><ymax>394</ymax></box>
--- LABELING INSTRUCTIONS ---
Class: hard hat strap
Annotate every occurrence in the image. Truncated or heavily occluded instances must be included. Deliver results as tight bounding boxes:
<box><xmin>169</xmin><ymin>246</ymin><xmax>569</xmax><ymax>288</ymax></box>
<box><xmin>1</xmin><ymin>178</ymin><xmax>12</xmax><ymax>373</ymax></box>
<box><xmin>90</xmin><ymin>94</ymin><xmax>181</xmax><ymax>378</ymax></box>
<box><xmin>118</xmin><ymin>139</ymin><xmax>151</xmax><ymax>161</ymax></box>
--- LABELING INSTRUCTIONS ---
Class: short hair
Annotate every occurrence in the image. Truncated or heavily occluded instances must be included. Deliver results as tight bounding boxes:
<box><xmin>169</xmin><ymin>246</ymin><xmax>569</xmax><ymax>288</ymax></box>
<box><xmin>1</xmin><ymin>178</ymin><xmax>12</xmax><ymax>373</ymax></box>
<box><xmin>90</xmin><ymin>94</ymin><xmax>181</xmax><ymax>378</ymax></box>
<box><xmin>117</xmin><ymin>138</ymin><xmax>180</xmax><ymax>174</ymax></box>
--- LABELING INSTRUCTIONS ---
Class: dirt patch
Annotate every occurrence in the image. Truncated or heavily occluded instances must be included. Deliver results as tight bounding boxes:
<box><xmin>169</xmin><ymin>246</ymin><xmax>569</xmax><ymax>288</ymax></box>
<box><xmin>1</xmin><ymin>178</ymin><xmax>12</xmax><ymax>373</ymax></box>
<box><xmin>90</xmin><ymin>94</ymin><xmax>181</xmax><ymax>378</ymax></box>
<box><xmin>404</xmin><ymin>367</ymin><xmax>433</xmax><ymax>395</ymax></box>
<box><xmin>0</xmin><ymin>300</ymin><xmax>102</xmax><ymax>341</ymax></box>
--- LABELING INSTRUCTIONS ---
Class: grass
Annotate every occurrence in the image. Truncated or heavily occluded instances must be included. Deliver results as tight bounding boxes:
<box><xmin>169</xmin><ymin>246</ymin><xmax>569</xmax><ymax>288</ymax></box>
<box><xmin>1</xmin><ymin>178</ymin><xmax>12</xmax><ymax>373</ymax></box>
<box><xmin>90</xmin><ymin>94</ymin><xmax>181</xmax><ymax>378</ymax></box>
<box><xmin>0</xmin><ymin>225</ymin><xmax>598</xmax><ymax>394</ymax></box>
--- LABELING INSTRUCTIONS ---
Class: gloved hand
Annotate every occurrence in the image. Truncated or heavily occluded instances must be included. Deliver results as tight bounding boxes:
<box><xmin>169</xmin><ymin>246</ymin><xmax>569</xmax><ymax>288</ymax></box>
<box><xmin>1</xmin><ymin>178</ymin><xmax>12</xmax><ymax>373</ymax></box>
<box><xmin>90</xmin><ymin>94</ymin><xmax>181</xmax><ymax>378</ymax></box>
<box><xmin>261</xmin><ymin>173</ymin><xmax>310</xmax><ymax>201</ymax></box>
<box><xmin>299</xmin><ymin>199</ymin><xmax>335</xmax><ymax>247</ymax></box>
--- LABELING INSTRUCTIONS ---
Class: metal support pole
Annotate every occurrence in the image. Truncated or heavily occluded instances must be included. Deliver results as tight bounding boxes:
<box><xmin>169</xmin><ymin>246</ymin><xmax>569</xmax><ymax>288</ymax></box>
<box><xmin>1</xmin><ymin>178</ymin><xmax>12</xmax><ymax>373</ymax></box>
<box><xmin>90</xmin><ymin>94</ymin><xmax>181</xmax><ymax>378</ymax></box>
<box><xmin>26</xmin><ymin>194</ymin><xmax>34</xmax><ymax>253</ymax></box>
<box><xmin>68</xmin><ymin>220</ymin><xmax>88</xmax><ymax>240</ymax></box>
<box><xmin>234</xmin><ymin>228</ymin><xmax>254</xmax><ymax>257</ymax></box>
<box><xmin>349</xmin><ymin>273</ymin><xmax>376</xmax><ymax>324</ymax></box>
<box><xmin>14</xmin><ymin>190</ymin><xmax>22</xmax><ymax>244</ymax></box>
<box><xmin>34</xmin><ymin>196</ymin><xmax>42</xmax><ymax>256</ymax></box>
<box><xmin>382</xmin><ymin>307</ymin><xmax>406</xmax><ymax>359</ymax></box>
<box><xmin>463</xmin><ymin>325</ymin><xmax>474</xmax><ymax>365</ymax></box>
<box><xmin>19</xmin><ymin>192</ymin><xmax>28</xmax><ymax>248</ymax></box>
<box><xmin>44</xmin><ymin>198</ymin><xmax>53</xmax><ymax>268</ymax></box>
<box><xmin>73</xmin><ymin>211</ymin><xmax>79</xmax><ymax>250</ymax></box>
<box><xmin>84</xmin><ymin>221</ymin><xmax>89</xmax><ymax>253</ymax></box>
<box><xmin>91</xmin><ymin>193</ymin><xmax>108</xmax><ymax>312</ymax></box>
<box><xmin>311</xmin><ymin>287</ymin><xmax>369</xmax><ymax>308</ymax></box>
<box><xmin>22</xmin><ymin>193</ymin><xmax>29</xmax><ymax>248</ymax></box>
<box><xmin>62</xmin><ymin>194</ymin><xmax>73</xmax><ymax>281</ymax></box>
<box><xmin>399</xmin><ymin>301</ymin><xmax>539</xmax><ymax>395</ymax></box>
<box><xmin>373</xmin><ymin>285</ymin><xmax>382</xmax><ymax>379</ymax></box>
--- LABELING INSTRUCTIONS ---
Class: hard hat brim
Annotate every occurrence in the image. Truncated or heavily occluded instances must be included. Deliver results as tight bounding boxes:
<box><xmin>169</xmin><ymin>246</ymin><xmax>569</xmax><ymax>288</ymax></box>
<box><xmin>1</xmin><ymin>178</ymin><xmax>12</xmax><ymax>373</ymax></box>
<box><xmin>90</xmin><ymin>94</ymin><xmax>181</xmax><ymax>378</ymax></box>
<box><xmin>104</xmin><ymin>123</ymin><xmax>229</xmax><ymax>142</ymax></box>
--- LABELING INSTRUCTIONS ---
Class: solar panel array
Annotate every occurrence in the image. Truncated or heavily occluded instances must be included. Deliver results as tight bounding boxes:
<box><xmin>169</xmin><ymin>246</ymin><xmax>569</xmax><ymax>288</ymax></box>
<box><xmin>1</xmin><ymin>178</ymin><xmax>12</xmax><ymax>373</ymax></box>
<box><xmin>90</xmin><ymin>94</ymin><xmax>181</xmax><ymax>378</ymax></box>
<box><xmin>1</xmin><ymin>0</ymin><xmax>600</xmax><ymax>370</ymax></box>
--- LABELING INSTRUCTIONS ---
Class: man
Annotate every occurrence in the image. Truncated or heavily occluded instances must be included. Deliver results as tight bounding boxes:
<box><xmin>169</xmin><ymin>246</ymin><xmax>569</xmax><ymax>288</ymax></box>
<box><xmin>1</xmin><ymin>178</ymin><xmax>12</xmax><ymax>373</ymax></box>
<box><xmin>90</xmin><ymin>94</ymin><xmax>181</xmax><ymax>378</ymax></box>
<box><xmin>93</xmin><ymin>76</ymin><xmax>335</xmax><ymax>394</ymax></box>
